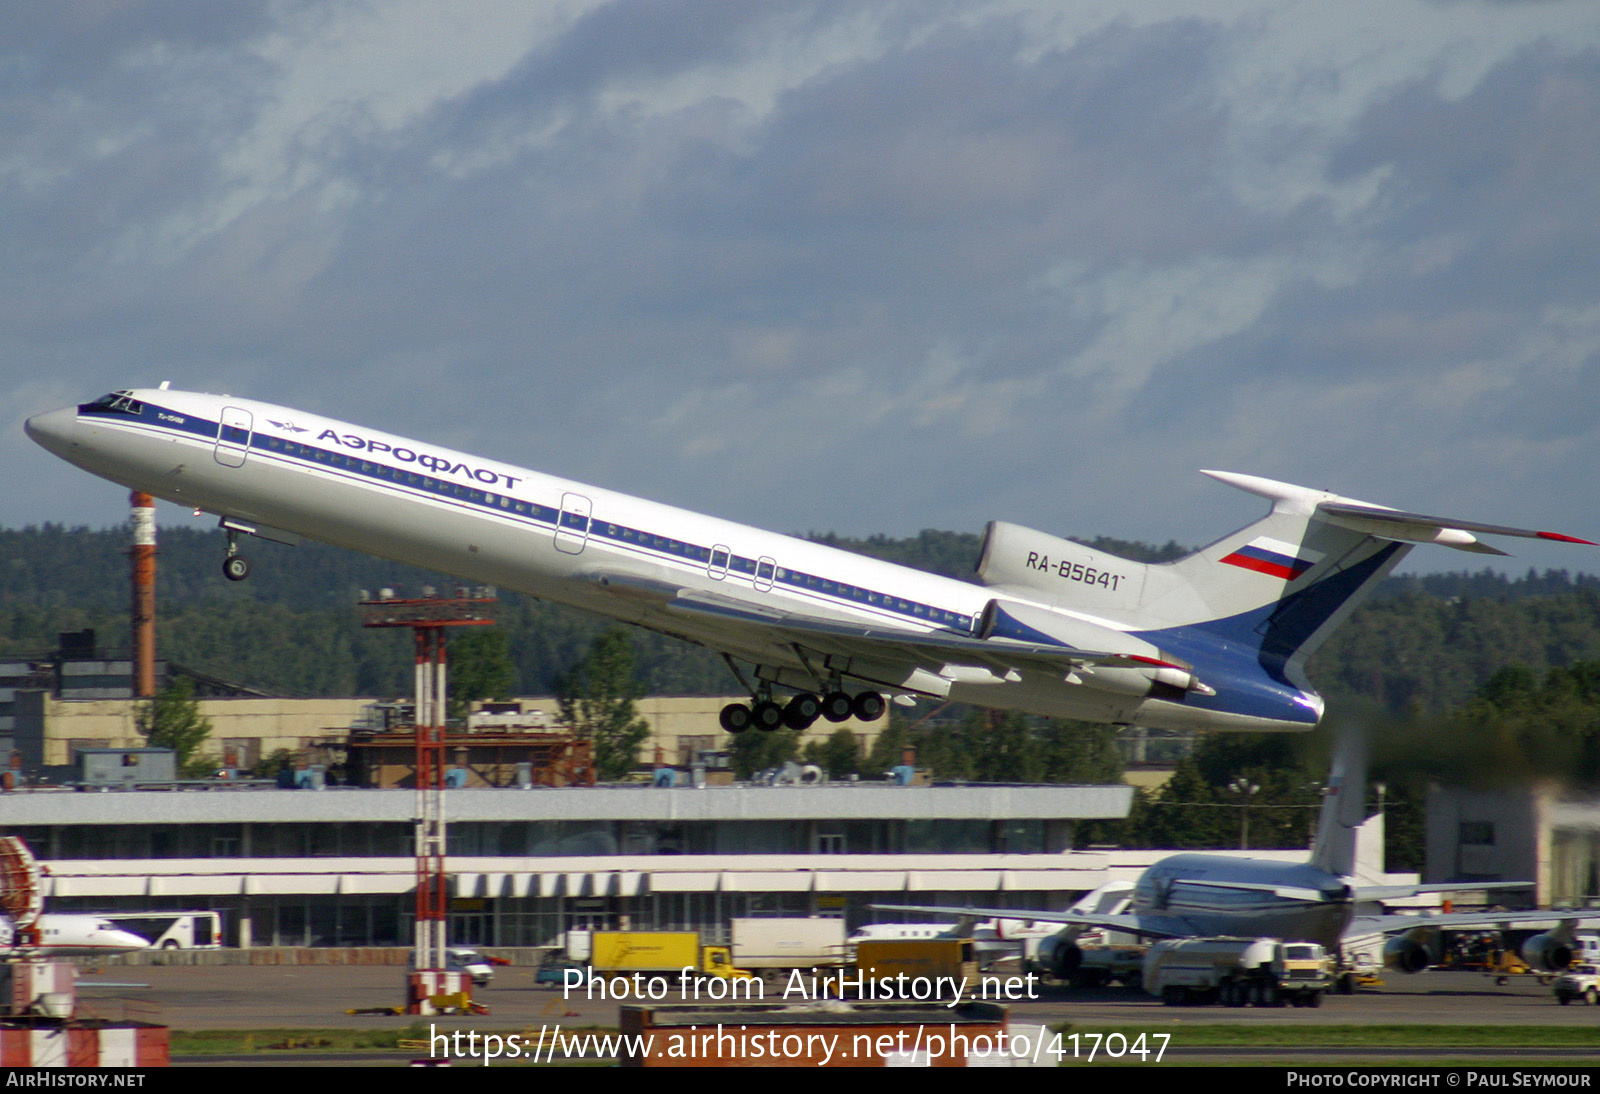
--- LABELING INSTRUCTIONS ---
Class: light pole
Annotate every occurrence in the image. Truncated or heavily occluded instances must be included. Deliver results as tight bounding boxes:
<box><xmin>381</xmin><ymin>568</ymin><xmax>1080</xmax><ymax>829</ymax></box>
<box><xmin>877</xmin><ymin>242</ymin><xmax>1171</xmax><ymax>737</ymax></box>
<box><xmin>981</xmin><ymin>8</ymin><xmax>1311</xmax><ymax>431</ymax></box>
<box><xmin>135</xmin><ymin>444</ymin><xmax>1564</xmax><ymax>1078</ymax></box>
<box><xmin>1229</xmin><ymin>776</ymin><xmax>1261</xmax><ymax>849</ymax></box>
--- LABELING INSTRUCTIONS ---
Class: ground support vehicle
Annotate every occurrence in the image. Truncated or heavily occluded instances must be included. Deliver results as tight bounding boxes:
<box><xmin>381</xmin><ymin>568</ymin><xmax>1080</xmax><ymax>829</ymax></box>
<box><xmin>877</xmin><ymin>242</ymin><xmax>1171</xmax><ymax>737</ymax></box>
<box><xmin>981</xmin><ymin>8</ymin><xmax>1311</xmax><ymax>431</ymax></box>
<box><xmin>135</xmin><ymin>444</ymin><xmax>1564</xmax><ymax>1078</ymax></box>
<box><xmin>588</xmin><ymin>931</ymin><xmax>754</xmax><ymax>980</ymax></box>
<box><xmin>1552</xmin><ymin>963</ymin><xmax>1600</xmax><ymax>1005</ymax></box>
<box><xmin>1063</xmin><ymin>944</ymin><xmax>1147</xmax><ymax>989</ymax></box>
<box><xmin>854</xmin><ymin>938</ymin><xmax>979</xmax><ymax>996</ymax></box>
<box><xmin>408</xmin><ymin>947</ymin><xmax>494</xmax><ymax>987</ymax></box>
<box><xmin>730</xmin><ymin>918</ymin><xmax>848</xmax><ymax>984</ymax></box>
<box><xmin>1143</xmin><ymin>937</ymin><xmax>1332</xmax><ymax>1008</ymax></box>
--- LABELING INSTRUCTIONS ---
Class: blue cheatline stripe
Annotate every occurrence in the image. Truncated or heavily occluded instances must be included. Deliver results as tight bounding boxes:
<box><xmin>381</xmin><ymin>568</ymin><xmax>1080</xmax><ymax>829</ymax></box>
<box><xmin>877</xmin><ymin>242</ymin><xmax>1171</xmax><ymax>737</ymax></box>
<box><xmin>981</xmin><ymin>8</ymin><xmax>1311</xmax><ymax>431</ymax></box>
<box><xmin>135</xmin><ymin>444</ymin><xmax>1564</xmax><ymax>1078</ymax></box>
<box><xmin>85</xmin><ymin>400</ymin><xmax>977</xmax><ymax>638</ymax></box>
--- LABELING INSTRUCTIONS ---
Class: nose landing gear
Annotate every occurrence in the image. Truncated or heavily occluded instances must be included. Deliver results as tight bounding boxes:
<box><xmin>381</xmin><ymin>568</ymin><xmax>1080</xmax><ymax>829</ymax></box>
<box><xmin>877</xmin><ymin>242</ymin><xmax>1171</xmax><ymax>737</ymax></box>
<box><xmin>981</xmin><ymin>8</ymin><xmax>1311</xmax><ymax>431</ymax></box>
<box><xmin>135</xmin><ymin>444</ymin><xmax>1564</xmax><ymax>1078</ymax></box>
<box><xmin>222</xmin><ymin>529</ymin><xmax>250</xmax><ymax>582</ymax></box>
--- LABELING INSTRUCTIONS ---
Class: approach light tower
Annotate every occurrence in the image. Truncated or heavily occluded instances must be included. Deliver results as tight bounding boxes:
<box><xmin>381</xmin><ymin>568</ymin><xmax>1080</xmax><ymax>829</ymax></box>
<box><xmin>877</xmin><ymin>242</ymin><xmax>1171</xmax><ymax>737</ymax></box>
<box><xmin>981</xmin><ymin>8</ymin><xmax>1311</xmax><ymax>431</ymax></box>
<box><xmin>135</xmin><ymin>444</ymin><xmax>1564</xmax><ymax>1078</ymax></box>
<box><xmin>359</xmin><ymin>586</ymin><xmax>495</xmax><ymax>1012</ymax></box>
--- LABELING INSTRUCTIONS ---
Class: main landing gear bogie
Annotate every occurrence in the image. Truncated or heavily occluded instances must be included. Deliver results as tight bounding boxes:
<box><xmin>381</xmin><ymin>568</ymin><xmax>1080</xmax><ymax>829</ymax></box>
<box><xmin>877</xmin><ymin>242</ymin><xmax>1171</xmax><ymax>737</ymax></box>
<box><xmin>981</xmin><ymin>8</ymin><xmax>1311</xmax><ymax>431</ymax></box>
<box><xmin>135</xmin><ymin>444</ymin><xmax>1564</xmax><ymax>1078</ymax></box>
<box><xmin>719</xmin><ymin>689</ymin><xmax>887</xmax><ymax>734</ymax></box>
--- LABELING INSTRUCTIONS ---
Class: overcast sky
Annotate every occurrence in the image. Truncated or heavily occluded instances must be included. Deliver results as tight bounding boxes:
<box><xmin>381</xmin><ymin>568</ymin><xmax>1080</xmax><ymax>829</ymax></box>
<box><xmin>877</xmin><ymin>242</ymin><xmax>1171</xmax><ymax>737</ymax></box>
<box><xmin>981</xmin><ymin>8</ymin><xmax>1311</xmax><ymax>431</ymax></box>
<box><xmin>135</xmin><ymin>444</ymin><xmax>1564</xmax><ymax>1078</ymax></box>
<box><xmin>6</xmin><ymin>1</ymin><xmax>1600</xmax><ymax>576</ymax></box>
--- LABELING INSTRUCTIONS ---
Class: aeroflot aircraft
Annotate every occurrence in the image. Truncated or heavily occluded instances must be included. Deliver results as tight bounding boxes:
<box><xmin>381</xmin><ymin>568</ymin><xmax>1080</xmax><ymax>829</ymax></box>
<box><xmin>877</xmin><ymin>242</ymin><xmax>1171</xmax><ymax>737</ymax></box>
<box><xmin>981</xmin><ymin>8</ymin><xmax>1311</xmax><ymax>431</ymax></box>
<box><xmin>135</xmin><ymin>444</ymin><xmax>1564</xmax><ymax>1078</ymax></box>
<box><xmin>25</xmin><ymin>387</ymin><xmax>1594</xmax><ymax>735</ymax></box>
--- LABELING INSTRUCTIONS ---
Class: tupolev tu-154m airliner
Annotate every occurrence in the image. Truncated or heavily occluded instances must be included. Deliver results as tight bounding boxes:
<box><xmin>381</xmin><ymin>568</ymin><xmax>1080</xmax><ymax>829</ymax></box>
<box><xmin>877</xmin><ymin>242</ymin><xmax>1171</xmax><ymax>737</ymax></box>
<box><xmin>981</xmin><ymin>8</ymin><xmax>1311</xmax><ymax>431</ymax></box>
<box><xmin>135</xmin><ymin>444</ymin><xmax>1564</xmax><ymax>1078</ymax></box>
<box><xmin>25</xmin><ymin>387</ymin><xmax>1595</xmax><ymax>736</ymax></box>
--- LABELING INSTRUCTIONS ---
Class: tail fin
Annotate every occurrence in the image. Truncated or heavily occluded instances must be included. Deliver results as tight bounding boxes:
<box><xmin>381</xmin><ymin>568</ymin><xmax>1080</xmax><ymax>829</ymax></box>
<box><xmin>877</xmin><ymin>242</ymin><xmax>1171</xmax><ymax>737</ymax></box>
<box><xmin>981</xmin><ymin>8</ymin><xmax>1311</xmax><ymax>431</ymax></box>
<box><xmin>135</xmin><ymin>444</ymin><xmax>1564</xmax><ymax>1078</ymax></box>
<box><xmin>975</xmin><ymin>471</ymin><xmax>1591</xmax><ymax>695</ymax></box>
<box><xmin>1310</xmin><ymin>723</ymin><xmax>1370</xmax><ymax>877</ymax></box>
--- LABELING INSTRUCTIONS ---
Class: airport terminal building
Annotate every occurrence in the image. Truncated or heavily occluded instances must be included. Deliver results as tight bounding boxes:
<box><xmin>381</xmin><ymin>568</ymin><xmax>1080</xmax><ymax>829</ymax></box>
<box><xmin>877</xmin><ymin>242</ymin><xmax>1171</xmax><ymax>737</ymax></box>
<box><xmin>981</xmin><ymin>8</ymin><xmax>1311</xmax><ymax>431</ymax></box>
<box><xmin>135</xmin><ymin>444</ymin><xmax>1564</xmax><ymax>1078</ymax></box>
<box><xmin>0</xmin><ymin>664</ymin><xmax>1184</xmax><ymax>949</ymax></box>
<box><xmin>3</xmin><ymin>782</ymin><xmax>1166</xmax><ymax>948</ymax></box>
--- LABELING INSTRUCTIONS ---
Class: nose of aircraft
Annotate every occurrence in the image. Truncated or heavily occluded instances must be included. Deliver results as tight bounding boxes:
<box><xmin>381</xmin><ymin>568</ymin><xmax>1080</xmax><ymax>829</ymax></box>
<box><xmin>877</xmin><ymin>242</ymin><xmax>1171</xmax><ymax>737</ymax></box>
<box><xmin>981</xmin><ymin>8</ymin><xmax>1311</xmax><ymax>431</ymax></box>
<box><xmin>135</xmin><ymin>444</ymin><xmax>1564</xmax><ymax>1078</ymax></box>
<box><xmin>24</xmin><ymin>407</ymin><xmax>78</xmax><ymax>458</ymax></box>
<box><xmin>112</xmin><ymin>929</ymin><xmax>152</xmax><ymax>952</ymax></box>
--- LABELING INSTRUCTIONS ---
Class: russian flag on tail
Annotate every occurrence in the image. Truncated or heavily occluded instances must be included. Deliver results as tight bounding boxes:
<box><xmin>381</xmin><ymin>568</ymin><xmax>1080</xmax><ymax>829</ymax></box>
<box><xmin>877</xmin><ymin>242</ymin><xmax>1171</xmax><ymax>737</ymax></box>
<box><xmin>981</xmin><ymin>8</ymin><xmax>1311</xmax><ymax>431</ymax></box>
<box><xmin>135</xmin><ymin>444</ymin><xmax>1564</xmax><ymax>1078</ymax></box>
<box><xmin>1220</xmin><ymin>537</ymin><xmax>1323</xmax><ymax>581</ymax></box>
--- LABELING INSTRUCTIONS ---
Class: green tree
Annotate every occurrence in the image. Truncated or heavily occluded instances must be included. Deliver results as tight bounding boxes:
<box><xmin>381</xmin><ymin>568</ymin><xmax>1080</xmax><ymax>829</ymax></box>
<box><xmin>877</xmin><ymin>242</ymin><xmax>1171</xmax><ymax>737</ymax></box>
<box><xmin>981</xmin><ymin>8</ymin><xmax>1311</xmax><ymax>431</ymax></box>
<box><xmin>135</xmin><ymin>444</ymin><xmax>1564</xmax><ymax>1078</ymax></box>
<box><xmin>864</xmin><ymin>716</ymin><xmax>912</xmax><ymax>777</ymax></box>
<box><xmin>730</xmin><ymin>726</ymin><xmax>801</xmax><ymax>779</ymax></box>
<box><xmin>448</xmin><ymin>627</ymin><xmax>517</xmax><ymax>719</ymax></box>
<box><xmin>1037</xmin><ymin>719</ymin><xmax>1125</xmax><ymax>784</ymax></box>
<box><xmin>966</xmin><ymin>710</ymin><xmax>1041</xmax><ymax>782</ymax></box>
<box><xmin>136</xmin><ymin>676</ymin><xmax>213</xmax><ymax>777</ymax></box>
<box><xmin>1131</xmin><ymin>755</ymin><xmax>1226</xmax><ymax>849</ymax></box>
<box><xmin>805</xmin><ymin>727</ymin><xmax>862</xmax><ymax>779</ymax></box>
<box><xmin>556</xmin><ymin>628</ymin><xmax>652</xmax><ymax>780</ymax></box>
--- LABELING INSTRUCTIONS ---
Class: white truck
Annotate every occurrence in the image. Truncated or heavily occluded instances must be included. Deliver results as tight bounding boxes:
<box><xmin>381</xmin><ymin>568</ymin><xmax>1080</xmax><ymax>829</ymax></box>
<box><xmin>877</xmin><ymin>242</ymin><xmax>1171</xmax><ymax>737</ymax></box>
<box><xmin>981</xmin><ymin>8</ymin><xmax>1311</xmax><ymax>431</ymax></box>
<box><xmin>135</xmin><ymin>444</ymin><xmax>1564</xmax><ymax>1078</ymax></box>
<box><xmin>1143</xmin><ymin>937</ymin><xmax>1333</xmax><ymax>1008</ymax></box>
<box><xmin>730</xmin><ymin>918</ymin><xmax>848</xmax><ymax>982</ymax></box>
<box><xmin>1552</xmin><ymin>963</ymin><xmax>1600</xmax><ymax>1005</ymax></box>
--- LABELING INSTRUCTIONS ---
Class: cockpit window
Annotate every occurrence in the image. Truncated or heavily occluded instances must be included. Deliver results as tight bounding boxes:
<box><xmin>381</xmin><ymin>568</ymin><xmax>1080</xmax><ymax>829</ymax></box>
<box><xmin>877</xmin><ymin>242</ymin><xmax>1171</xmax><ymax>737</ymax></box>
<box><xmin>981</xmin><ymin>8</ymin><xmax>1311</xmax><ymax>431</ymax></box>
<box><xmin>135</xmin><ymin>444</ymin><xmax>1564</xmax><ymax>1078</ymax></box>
<box><xmin>81</xmin><ymin>391</ymin><xmax>145</xmax><ymax>416</ymax></box>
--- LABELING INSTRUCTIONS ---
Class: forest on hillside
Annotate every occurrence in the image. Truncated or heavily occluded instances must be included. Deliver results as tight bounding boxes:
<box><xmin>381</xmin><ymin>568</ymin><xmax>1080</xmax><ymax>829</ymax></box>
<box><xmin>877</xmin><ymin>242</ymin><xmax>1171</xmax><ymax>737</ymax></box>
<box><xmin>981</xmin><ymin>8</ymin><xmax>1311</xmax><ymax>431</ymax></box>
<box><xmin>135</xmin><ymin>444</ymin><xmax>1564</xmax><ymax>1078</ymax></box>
<box><xmin>5</xmin><ymin>522</ymin><xmax>1599</xmax><ymax>715</ymax></box>
<box><xmin>13</xmin><ymin>522</ymin><xmax>1600</xmax><ymax>865</ymax></box>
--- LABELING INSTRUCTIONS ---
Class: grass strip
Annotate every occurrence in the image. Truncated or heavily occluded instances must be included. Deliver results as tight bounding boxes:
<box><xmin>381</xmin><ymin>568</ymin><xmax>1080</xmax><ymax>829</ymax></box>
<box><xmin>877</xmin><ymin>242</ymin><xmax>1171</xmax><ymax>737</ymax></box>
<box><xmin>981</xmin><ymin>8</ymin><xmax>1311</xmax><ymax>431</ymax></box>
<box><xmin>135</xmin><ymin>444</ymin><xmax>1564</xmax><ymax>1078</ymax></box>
<box><xmin>170</xmin><ymin>1024</ymin><xmax>617</xmax><ymax>1055</ymax></box>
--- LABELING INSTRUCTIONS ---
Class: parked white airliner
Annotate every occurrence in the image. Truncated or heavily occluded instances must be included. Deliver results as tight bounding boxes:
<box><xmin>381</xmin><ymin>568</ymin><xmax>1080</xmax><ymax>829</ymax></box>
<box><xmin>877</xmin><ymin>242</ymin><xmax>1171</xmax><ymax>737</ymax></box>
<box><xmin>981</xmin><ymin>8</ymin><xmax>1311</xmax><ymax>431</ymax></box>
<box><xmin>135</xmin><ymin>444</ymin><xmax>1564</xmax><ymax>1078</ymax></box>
<box><xmin>24</xmin><ymin>388</ymin><xmax>1594</xmax><ymax>735</ymax></box>
<box><xmin>879</xmin><ymin>726</ymin><xmax>1593</xmax><ymax>977</ymax></box>
<box><xmin>2</xmin><ymin>914</ymin><xmax>152</xmax><ymax>957</ymax></box>
<box><xmin>848</xmin><ymin>917</ymin><xmax>1062</xmax><ymax>962</ymax></box>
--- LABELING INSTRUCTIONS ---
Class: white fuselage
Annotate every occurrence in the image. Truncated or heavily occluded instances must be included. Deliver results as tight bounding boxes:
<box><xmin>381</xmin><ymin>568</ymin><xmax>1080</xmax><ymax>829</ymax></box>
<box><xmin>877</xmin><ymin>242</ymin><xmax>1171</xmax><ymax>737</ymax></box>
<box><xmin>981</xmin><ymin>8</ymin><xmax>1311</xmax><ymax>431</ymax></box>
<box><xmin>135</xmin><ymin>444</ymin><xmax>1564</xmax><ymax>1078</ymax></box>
<box><xmin>9</xmin><ymin>914</ymin><xmax>152</xmax><ymax>957</ymax></box>
<box><xmin>24</xmin><ymin>389</ymin><xmax>1301</xmax><ymax>730</ymax></box>
<box><xmin>1132</xmin><ymin>854</ymin><xmax>1354</xmax><ymax>949</ymax></box>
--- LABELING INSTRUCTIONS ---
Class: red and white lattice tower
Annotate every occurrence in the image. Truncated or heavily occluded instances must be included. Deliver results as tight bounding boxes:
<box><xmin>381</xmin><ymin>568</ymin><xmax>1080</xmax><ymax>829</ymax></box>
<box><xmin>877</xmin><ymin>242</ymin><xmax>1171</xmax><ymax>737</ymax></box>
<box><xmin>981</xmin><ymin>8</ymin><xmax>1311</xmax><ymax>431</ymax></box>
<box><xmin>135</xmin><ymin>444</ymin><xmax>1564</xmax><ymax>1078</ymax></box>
<box><xmin>359</xmin><ymin>589</ymin><xmax>494</xmax><ymax>1011</ymax></box>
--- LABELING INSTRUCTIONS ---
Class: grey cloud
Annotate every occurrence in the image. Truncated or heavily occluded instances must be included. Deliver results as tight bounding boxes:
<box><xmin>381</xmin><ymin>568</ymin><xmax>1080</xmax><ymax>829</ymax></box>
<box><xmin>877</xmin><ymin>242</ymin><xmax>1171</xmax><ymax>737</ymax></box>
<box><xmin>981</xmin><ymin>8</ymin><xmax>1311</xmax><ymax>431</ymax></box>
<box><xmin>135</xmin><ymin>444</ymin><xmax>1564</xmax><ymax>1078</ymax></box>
<box><xmin>4</xmin><ymin>2</ymin><xmax>1600</xmax><ymax>565</ymax></box>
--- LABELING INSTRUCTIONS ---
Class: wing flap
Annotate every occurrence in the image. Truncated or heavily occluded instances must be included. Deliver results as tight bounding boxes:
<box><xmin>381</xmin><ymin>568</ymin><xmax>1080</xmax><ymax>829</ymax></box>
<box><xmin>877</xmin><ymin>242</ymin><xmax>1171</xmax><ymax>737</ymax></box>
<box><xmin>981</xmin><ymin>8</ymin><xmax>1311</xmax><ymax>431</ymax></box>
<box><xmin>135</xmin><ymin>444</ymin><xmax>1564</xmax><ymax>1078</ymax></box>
<box><xmin>666</xmin><ymin>588</ymin><xmax>1168</xmax><ymax>671</ymax></box>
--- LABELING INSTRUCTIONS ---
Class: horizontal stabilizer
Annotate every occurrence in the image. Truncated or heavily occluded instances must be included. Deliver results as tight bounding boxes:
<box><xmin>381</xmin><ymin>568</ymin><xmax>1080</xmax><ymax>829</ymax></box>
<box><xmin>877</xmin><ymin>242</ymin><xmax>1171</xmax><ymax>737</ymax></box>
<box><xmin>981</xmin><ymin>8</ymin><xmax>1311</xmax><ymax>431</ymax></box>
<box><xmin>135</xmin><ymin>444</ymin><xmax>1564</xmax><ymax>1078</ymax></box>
<box><xmin>1317</xmin><ymin>502</ymin><xmax>1596</xmax><ymax>554</ymax></box>
<box><xmin>1191</xmin><ymin>879</ymin><xmax>1334</xmax><ymax>904</ymax></box>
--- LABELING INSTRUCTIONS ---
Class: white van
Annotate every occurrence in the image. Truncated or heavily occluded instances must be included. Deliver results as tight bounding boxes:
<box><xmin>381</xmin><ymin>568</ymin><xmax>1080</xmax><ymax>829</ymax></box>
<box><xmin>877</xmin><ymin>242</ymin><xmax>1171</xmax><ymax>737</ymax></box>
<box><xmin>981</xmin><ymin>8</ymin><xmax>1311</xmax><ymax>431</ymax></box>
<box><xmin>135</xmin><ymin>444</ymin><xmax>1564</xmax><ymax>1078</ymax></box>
<box><xmin>410</xmin><ymin>947</ymin><xmax>494</xmax><ymax>987</ymax></box>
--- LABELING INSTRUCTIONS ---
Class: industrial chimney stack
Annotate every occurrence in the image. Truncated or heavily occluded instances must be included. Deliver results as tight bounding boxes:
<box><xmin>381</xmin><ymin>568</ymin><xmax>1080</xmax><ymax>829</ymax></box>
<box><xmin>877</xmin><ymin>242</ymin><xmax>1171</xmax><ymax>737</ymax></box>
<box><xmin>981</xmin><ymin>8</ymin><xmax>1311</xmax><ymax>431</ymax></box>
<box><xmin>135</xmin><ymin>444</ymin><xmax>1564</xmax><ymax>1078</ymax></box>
<box><xmin>130</xmin><ymin>492</ymin><xmax>156</xmax><ymax>699</ymax></box>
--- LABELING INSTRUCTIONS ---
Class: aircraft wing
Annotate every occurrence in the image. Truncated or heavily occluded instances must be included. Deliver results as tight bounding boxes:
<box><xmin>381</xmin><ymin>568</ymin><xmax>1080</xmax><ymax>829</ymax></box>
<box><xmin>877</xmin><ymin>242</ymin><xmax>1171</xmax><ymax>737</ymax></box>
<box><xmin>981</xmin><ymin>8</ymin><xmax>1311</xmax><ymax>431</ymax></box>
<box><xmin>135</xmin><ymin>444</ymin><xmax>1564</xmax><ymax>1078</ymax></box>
<box><xmin>1351</xmin><ymin>910</ymin><xmax>1600</xmax><ymax>935</ymax></box>
<box><xmin>1352</xmin><ymin>881</ymin><xmax>1532</xmax><ymax>903</ymax></box>
<box><xmin>582</xmin><ymin>569</ymin><xmax>1181</xmax><ymax>683</ymax></box>
<box><xmin>869</xmin><ymin>903</ymin><xmax>1200</xmax><ymax>942</ymax></box>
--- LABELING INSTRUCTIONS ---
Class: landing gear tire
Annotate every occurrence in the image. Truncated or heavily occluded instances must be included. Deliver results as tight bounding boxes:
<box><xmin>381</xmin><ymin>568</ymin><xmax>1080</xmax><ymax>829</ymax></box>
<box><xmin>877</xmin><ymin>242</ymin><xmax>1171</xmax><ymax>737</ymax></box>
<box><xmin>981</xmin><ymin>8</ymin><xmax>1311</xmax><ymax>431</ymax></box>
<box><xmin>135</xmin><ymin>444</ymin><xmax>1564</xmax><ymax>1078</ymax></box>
<box><xmin>752</xmin><ymin>700</ymin><xmax>786</xmax><ymax>731</ymax></box>
<box><xmin>719</xmin><ymin>704</ymin><xmax>754</xmax><ymax>733</ymax></box>
<box><xmin>223</xmin><ymin>555</ymin><xmax>251</xmax><ymax>582</ymax></box>
<box><xmin>784</xmin><ymin>693</ymin><xmax>821</xmax><ymax>730</ymax></box>
<box><xmin>821</xmin><ymin>691</ymin><xmax>854</xmax><ymax>723</ymax></box>
<box><xmin>851</xmin><ymin>691</ymin><xmax>886</xmax><ymax>721</ymax></box>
